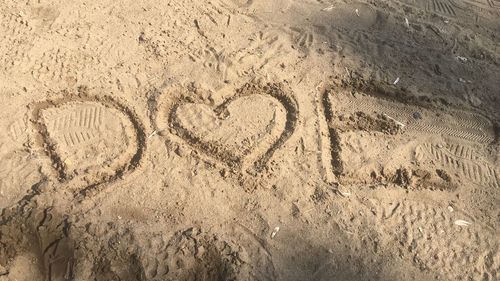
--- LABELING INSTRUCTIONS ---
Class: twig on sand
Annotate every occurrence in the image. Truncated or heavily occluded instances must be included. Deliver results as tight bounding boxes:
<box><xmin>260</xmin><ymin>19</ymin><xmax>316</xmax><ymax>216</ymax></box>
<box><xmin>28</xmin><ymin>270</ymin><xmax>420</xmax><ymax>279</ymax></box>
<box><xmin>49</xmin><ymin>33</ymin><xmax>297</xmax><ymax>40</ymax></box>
<box><xmin>345</xmin><ymin>67</ymin><xmax>351</xmax><ymax>78</ymax></box>
<box><xmin>382</xmin><ymin>113</ymin><xmax>405</xmax><ymax>128</ymax></box>
<box><xmin>271</xmin><ymin>226</ymin><xmax>280</xmax><ymax>238</ymax></box>
<box><xmin>338</xmin><ymin>189</ymin><xmax>351</xmax><ymax>197</ymax></box>
<box><xmin>454</xmin><ymin>219</ymin><xmax>472</xmax><ymax>227</ymax></box>
<box><xmin>322</xmin><ymin>5</ymin><xmax>334</xmax><ymax>11</ymax></box>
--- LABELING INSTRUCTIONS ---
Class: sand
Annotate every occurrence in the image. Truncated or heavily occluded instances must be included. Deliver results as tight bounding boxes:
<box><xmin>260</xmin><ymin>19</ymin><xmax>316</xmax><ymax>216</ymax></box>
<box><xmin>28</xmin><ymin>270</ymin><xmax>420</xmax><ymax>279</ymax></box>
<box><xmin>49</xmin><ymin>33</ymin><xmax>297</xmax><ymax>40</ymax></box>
<box><xmin>0</xmin><ymin>0</ymin><xmax>499</xmax><ymax>280</ymax></box>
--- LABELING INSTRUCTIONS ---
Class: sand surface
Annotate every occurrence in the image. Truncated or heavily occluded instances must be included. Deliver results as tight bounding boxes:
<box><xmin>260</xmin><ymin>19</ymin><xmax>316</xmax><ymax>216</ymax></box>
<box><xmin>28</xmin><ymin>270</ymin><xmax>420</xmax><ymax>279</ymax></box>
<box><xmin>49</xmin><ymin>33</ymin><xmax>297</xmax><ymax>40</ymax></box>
<box><xmin>0</xmin><ymin>0</ymin><xmax>499</xmax><ymax>280</ymax></box>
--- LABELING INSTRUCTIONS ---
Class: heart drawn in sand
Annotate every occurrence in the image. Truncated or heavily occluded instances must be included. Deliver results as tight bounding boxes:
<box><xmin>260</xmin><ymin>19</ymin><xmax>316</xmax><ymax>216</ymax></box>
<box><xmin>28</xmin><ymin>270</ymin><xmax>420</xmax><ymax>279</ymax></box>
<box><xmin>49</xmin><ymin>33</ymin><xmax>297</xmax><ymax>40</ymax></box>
<box><xmin>157</xmin><ymin>83</ymin><xmax>298</xmax><ymax>173</ymax></box>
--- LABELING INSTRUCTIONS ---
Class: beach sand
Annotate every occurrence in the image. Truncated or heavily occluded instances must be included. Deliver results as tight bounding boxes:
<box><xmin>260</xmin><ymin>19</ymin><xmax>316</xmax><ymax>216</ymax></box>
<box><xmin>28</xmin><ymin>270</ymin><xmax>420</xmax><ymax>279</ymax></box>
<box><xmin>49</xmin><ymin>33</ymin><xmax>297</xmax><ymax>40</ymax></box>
<box><xmin>0</xmin><ymin>0</ymin><xmax>499</xmax><ymax>280</ymax></box>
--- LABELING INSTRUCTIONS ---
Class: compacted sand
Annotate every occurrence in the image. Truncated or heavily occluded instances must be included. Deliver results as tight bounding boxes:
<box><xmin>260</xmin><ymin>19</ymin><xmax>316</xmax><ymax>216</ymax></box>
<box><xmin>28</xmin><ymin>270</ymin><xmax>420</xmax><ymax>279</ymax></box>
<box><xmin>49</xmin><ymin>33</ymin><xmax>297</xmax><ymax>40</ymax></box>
<box><xmin>0</xmin><ymin>0</ymin><xmax>499</xmax><ymax>280</ymax></box>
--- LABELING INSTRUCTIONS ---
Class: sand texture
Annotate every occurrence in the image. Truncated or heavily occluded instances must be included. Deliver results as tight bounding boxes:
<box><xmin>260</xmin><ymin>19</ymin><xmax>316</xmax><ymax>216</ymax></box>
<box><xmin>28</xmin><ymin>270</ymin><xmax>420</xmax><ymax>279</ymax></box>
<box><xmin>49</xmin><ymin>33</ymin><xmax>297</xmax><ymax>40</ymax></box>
<box><xmin>0</xmin><ymin>0</ymin><xmax>499</xmax><ymax>280</ymax></box>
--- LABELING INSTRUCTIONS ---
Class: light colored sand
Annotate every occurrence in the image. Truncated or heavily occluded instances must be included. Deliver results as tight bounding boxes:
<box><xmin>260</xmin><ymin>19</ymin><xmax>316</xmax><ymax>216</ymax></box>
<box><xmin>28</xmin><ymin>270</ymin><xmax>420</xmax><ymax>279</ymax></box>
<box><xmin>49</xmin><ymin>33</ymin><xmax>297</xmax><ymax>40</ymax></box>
<box><xmin>0</xmin><ymin>0</ymin><xmax>499</xmax><ymax>280</ymax></box>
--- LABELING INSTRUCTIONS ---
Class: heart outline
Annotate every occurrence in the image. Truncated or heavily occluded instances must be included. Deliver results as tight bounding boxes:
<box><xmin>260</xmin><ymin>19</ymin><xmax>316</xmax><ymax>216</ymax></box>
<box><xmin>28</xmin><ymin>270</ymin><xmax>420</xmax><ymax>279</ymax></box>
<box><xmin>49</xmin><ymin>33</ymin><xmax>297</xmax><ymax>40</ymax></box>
<box><xmin>153</xmin><ymin>82</ymin><xmax>299</xmax><ymax>180</ymax></box>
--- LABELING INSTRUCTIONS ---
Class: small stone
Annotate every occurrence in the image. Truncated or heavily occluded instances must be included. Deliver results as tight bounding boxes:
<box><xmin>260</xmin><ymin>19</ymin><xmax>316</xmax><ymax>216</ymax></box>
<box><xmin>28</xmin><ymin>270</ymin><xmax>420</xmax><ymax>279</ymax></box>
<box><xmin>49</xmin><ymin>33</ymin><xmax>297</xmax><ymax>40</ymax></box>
<box><xmin>196</xmin><ymin>245</ymin><xmax>205</xmax><ymax>258</ymax></box>
<box><xmin>0</xmin><ymin>263</ymin><xmax>7</xmax><ymax>275</ymax></box>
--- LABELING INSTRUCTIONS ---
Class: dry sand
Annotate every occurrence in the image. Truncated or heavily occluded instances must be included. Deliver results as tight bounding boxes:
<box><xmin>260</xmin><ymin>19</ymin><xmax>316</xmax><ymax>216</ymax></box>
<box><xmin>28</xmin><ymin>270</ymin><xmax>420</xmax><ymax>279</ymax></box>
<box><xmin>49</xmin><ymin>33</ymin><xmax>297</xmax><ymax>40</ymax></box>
<box><xmin>0</xmin><ymin>0</ymin><xmax>499</xmax><ymax>280</ymax></box>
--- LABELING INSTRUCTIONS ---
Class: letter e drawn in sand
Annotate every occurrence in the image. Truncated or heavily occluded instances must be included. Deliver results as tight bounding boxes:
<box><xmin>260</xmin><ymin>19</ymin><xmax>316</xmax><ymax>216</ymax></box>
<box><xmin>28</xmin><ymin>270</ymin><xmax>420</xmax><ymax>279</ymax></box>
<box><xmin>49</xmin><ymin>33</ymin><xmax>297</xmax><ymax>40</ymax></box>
<box><xmin>319</xmin><ymin>80</ymin><xmax>496</xmax><ymax>191</ymax></box>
